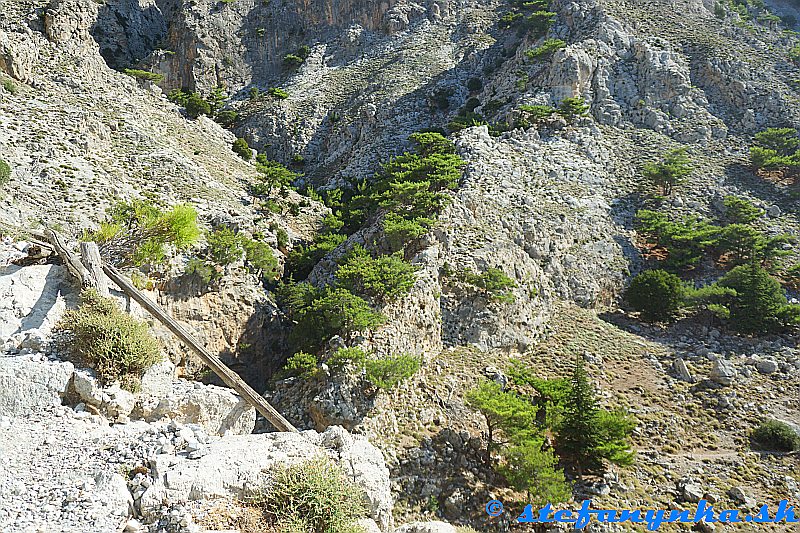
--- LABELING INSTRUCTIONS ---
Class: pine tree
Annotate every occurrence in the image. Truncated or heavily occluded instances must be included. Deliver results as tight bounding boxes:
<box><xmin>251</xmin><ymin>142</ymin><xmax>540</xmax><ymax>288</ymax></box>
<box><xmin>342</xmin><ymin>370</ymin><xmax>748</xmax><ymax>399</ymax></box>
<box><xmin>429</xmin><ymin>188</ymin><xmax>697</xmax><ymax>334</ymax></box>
<box><xmin>718</xmin><ymin>261</ymin><xmax>800</xmax><ymax>334</ymax></box>
<box><xmin>557</xmin><ymin>357</ymin><xmax>635</xmax><ymax>478</ymax></box>
<box><xmin>466</xmin><ymin>381</ymin><xmax>537</xmax><ymax>463</ymax></box>
<box><xmin>500</xmin><ymin>440</ymin><xmax>572</xmax><ymax>506</ymax></box>
<box><xmin>642</xmin><ymin>148</ymin><xmax>692</xmax><ymax>196</ymax></box>
<box><xmin>558</xmin><ymin>357</ymin><xmax>602</xmax><ymax>477</ymax></box>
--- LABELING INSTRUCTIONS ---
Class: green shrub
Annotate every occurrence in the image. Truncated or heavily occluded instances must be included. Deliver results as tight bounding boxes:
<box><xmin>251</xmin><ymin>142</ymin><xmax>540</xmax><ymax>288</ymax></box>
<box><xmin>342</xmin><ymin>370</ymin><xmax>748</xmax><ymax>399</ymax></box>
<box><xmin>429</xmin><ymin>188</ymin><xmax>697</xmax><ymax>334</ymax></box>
<box><xmin>256</xmin><ymin>457</ymin><xmax>366</xmax><ymax>532</ymax></box>
<box><xmin>122</xmin><ymin>68</ymin><xmax>164</xmax><ymax>83</ymax></box>
<box><xmin>0</xmin><ymin>159</ymin><xmax>10</xmax><ymax>187</ymax></box>
<box><xmin>723</xmin><ymin>195</ymin><xmax>764</xmax><ymax>224</ymax></box>
<box><xmin>207</xmin><ymin>227</ymin><xmax>243</xmax><ymax>265</ymax></box>
<box><xmin>335</xmin><ymin>245</ymin><xmax>418</xmax><ymax>302</ymax></box>
<box><xmin>280</xmin><ymin>284</ymin><xmax>385</xmax><ymax>350</ymax></box>
<box><xmin>268</xmin><ymin>87</ymin><xmax>290</xmax><ymax>99</ymax></box>
<box><xmin>526</xmin><ymin>11</ymin><xmax>557</xmax><ymax>37</ymax></box>
<box><xmin>717</xmin><ymin>262</ymin><xmax>800</xmax><ymax>334</ymax></box>
<box><xmin>716</xmin><ymin>224</ymin><xmax>791</xmax><ymax>264</ymax></box>
<box><xmin>276</xmin><ymin>227</ymin><xmax>289</xmax><ymax>250</ymax></box>
<box><xmin>558</xmin><ymin>97</ymin><xmax>589</xmax><ymax>123</ymax></box>
<box><xmin>525</xmin><ymin>38</ymin><xmax>566</xmax><ymax>59</ymax></box>
<box><xmin>518</xmin><ymin>104</ymin><xmax>556</xmax><ymax>123</ymax></box>
<box><xmin>283</xmin><ymin>54</ymin><xmax>304</xmax><ymax>69</ymax></box>
<box><xmin>751</xmin><ymin>420</ymin><xmax>800</xmax><ymax>451</ymax></box>
<box><xmin>466</xmin><ymin>77</ymin><xmax>483</xmax><ymax>92</ymax></box>
<box><xmin>558</xmin><ymin>357</ymin><xmax>635</xmax><ymax>475</ymax></box>
<box><xmin>364</xmin><ymin>353</ymin><xmax>421</xmax><ymax>389</ymax></box>
<box><xmin>185</xmin><ymin>92</ymin><xmax>212</xmax><ymax>119</ymax></box>
<box><xmin>457</xmin><ymin>267</ymin><xmax>517</xmax><ymax>303</ymax></box>
<box><xmin>242</xmin><ymin>238</ymin><xmax>278</xmax><ymax>278</ymax></box>
<box><xmin>58</xmin><ymin>289</ymin><xmax>162</xmax><ymax>391</ymax></box>
<box><xmin>326</xmin><ymin>347</ymin><xmax>368</xmax><ymax>373</ymax></box>
<box><xmin>249</xmin><ymin>87</ymin><xmax>260</xmax><ymax>100</ymax></box>
<box><xmin>286</xmin><ymin>233</ymin><xmax>348</xmax><ymax>280</ymax></box>
<box><xmin>251</xmin><ymin>157</ymin><xmax>299</xmax><ymax>196</ymax></box>
<box><xmin>635</xmin><ymin>209</ymin><xmax>721</xmax><ymax>269</ymax></box>
<box><xmin>84</xmin><ymin>200</ymin><xmax>200</xmax><ymax>267</ymax></box>
<box><xmin>499</xmin><ymin>441</ymin><xmax>572</xmax><ymax>505</ymax></box>
<box><xmin>642</xmin><ymin>148</ymin><xmax>692</xmax><ymax>196</ymax></box>
<box><xmin>185</xmin><ymin>257</ymin><xmax>221</xmax><ymax>285</ymax></box>
<box><xmin>1</xmin><ymin>79</ymin><xmax>17</xmax><ymax>95</ymax></box>
<box><xmin>626</xmin><ymin>269</ymin><xmax>686</xmax><ymax>322</ymax></box>
<box><xmin>282</xmin><ymin>351</ymin><xmax>319</xmax><ymax>379</ymax></box>
<box><xmin>205</xmin><ymin>227</ymin><xmax>278</xmax><ymax>279</ymax></box>
<box><xmin>232</xmin><ymin>137</ymin><xmax>253</xmax><ymax>160</ymax></box>
<box><xmin>215</xmin><ymin>110</ymin><xmax>239</xmax><ymax>127</ymax></box>
<box><xmin>750</xmin><ymin>127</ymin><xmax>800</xmax><ymax>173</ymax></box>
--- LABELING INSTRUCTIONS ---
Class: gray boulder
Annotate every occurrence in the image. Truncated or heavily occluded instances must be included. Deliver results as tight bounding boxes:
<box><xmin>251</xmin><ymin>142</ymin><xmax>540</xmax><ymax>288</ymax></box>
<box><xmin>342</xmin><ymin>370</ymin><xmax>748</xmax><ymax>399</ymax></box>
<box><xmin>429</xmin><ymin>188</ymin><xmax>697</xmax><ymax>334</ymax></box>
<box><xmin>0</xmin><ymin>354</ymin><xmax>74</xmax><ymax>416</ymax></box>
<box><xmin>139</xmin><ymin>426</ymin><xmax>393</xmax><ymax>530</ymax></box>
<box><xmin>138</xmin><ymin>380</ymin><xmax>255</xmax><ymax>436</ymax></box>
<box><xmin>394</xmin><ymin>522</ymin><xmax>458</xmax><ymax>533</ymax></box>
<box><xmin>673</xmin><ymin>358</ymin><xmax>694</xmax><ymax>383</ymax></box>
<box><xmin>710</xmin><ymin>359</ymin><xmax>736</xmax><ymax>386</ymax></box>
<box><xmin>756</xmin><ymin>359</ymin><xmax>778</xmax><ymax>375</ymax></box>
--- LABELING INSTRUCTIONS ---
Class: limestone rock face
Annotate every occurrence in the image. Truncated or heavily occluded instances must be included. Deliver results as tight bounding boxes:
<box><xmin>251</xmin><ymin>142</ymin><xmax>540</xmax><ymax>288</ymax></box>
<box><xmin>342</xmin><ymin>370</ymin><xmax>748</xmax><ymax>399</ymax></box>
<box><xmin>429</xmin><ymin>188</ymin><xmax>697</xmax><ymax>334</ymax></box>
<box><xmin>394</xmin><ymin>522</ymin><xmax>458</xmax><ymax>533</ymax></box>
<box><xmin>139</xmin><ymin>426</ymin><xmax>393</xmax><ymax>530</ymax></box>
<box><xmin>138</xmin><ymin>380</ymin><xmax>256</xmax><ymax>436</ymax></box>
<box><xmin>0</xmin><ymin>354</ymin><xmax>74</xmax><ymax>416</ymax></box>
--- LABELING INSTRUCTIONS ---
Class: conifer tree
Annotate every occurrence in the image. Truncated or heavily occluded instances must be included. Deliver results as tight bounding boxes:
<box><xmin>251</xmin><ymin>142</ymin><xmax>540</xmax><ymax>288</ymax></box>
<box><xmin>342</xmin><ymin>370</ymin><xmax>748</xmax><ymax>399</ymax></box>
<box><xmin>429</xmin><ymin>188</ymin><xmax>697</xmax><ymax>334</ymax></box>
<box><xmin>558</xmin><ymin>357</ymin><xmax>602</xmax><ymax>477</ymax></box>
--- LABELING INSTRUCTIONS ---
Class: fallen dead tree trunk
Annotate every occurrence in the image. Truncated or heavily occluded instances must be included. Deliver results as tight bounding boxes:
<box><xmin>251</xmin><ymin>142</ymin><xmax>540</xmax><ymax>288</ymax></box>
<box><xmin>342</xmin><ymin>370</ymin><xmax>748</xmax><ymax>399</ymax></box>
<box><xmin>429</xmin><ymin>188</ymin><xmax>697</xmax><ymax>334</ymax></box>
<box><xmin>40</xmin><ymin>229</ymin><xmax>297</xmax><ymax>433</ymax></box>
<box><xmin>102</xmin><ymin>263</ymin><xmax>297</xmax><ymax>433</ymax></box>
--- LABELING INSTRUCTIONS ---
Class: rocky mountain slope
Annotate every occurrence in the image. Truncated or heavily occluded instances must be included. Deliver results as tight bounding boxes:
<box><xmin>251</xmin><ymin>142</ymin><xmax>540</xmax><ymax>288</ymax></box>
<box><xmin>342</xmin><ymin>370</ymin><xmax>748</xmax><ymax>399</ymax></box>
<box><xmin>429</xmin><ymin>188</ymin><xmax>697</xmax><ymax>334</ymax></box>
<box><xmin>1</xmin><ymin>0</ymin><xmax>799</xmax><ymax>530</ymax></box>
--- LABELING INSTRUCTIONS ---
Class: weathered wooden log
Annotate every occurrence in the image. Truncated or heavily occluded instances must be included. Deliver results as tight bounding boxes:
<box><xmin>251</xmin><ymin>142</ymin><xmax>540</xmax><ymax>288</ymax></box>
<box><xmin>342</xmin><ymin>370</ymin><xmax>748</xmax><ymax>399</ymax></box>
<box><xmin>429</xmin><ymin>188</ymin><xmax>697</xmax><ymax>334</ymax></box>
<box><xmin>79</xmin><ymin>242</ymin><xmax>109</xmax><ymax>296</ymax></box>
<box><xmin>41</xmin><ymin>228</ymin><xmax>297</xmax><ymax>433</ymax></box>
<box><xmin>102</xmin><ymin>263</ymin><xmax>298</xmax><ymax>433</ymax></box>
<box><xmin>45</xmin><ymin>228</ymin><xmax>90</xmax><ymax>286</ymax></box>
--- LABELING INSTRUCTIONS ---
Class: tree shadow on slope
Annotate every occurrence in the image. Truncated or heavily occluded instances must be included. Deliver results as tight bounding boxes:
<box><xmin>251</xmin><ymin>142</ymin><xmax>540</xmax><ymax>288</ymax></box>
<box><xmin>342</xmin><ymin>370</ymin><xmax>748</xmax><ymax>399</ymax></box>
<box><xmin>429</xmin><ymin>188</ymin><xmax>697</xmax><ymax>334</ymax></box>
<box><xmin>724</xmin><ymin>161</ymin><xmax>799</xmax><ymax>219</ymax></box>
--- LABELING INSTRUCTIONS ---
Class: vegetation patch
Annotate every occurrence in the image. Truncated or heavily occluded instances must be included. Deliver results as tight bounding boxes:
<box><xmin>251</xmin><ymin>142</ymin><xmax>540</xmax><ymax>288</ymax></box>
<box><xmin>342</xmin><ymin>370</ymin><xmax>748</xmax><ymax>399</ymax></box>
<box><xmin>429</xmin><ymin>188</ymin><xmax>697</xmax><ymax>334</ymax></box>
<box><xmin>253</xmin><ymin>457</ymin><xmax>366</xmax><ymax>533</ymax></box>
<box><xmin>58</xmin><ymin>289</ymin><xmax>162</xmax><ymax>391</ymax></box>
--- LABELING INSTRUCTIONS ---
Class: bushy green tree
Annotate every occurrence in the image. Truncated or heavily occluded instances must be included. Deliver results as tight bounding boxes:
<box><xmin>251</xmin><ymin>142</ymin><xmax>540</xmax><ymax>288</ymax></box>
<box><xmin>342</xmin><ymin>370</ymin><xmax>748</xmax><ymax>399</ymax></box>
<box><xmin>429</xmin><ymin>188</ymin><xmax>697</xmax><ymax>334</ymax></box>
<box><xmin>326</xmin><ymin>346</ymin><xmax>368</xmax><ymax>372</ymax></box>
<box><xmin>750</xmin><ymin>127</ymin><xmax>800</xmax><ymax>175</ymax></box>
<box><xmin>280</xmin><ymin>284</ymin><xmax>384</xmax><ymax>350</ymax></box>
<box><xmin>717</xmin><ymin>262</ymin><xmax>800</xmax><ymax>334</ymax></box>
<box><xmin>723</xmin><ymin>196</ymin><xmax>764</xmax><ymax>224</ymax></box>
<box><xmin>251</xmin><ymin>156</ymin><xmax>299</xmax><ymax>196</ymax></box>
<box><xmin>232</xmin><ymin>137</ymin><xmax>252</xmax><ymax>160</ymax></box>
<box><xmin>281</xmin><ymin>351</ymin><xmax>320</xmax><ymax>379</ymax></box>
<box><xmin>185</xmin><ymin>92</ymin><xmax>212</xmax><ymax>118</ymax></box>
<box><xmin>203</xmin><ymin>227</ymin><xmax>278</xmax><ymax>279</ymax></box>
<box><xmin>558</xmin><ymin>357</ymin><xmax>634</xmax><ymax>477</ymax></box>
<box><xmin>642</xmin><ymin>148</ymin><xmax>692</xmax><ymax>196</ymax></box>
<box><xmin>268</xmin><ymin>87</ymin><xmax>290</xmax><ymax>99</ymax></box>
<box><xmin>466</xmin><ymin>380</ymin><xmax>539</xmax><ymax>460</ymax></box>
<box><xmin>286</xmin><ymin>233</ymin><xmax>348</xmax><ymax>280</ymax></box>
<box><xmin>635</xmin><ymin>209</ymin><xmax>721</xmax><ymax>269</ymax></box>
<box><xmin>85</xmin><ymin>200</ymin><xmax>201</xmax><ymax>267</ymax></box>
<box><xmin>364</xmin><ymin>353</ymin><xmax>421</xmax><ymax>389</ymax></box>
<box><xmin>500</xmin><ymin>441</ymin><xmax>572</xmax><ymax>505</ymax></box>
<box><xmin>467</xmin><ymin>380</ymin><xmax>572</xmax><ymax>505</ymax></box>
<box><xmin>558</xmin><ymin>97</ymin><xmax>590</xmax><ymax>124</ymax></box>
<box><xmin>525</xmin><ymin>38</ymin><xmax>566</xmax><ymax>59</ymax></box>
<box><xmin>518</xmin><ymin>104</ymin><xmax>556</xmax><ymax>123</ymax></box>
<box><xmin>626</xmin><ymin>269</ymin><xmax>686</xmax><ymax>321</ymax></box>
<box><xmin>335</xmin><ymin>245</ymin><xmax>418</xmax><ymax>302</ymax></box>
<box><xmin>457</xmin><ymin>267</ymin><xmax>518</xmax><ymax>303</ymax></box>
